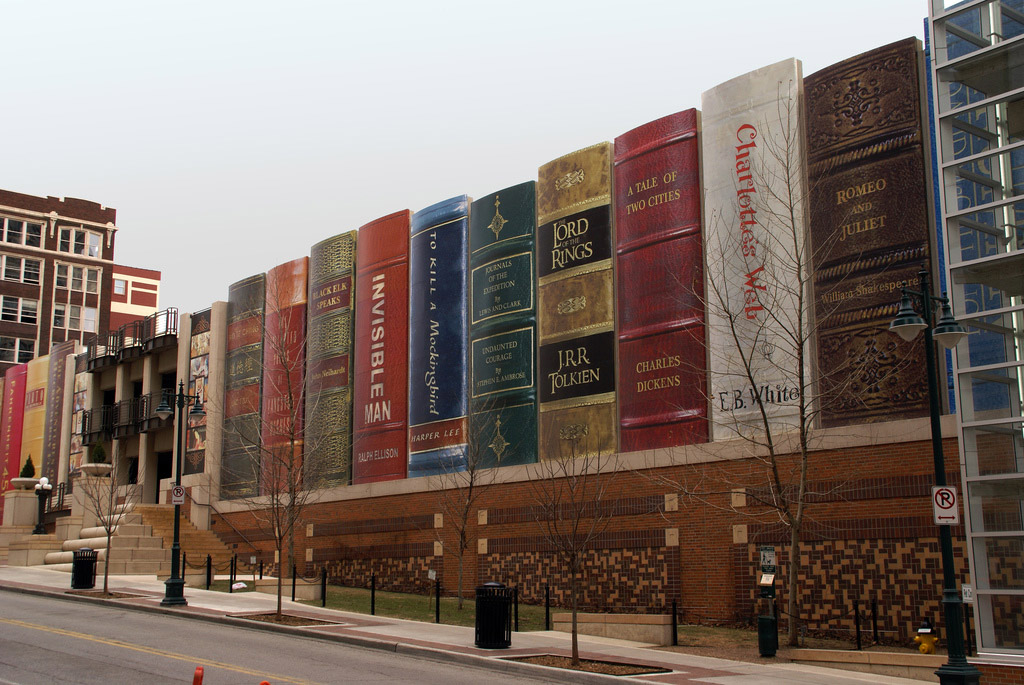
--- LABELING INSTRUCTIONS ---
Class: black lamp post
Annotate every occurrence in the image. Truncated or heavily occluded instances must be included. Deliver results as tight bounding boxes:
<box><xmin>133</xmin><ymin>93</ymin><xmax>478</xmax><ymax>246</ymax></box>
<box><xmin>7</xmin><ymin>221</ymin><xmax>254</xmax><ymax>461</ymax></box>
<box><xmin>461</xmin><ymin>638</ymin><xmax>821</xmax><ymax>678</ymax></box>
<box><xmin>33</xmin><ymin>476</ymin><xmax>52</xmax><ymax>535</ymax></box>
<box><xmin>890</xmin><ymin>268</ymin><xmax>979</xmax><ymax>685</ymax></box>
<box><xmin>156</xmin><ymin>380</ymin><xmax>204</xmax><ymax>607</ymax></box>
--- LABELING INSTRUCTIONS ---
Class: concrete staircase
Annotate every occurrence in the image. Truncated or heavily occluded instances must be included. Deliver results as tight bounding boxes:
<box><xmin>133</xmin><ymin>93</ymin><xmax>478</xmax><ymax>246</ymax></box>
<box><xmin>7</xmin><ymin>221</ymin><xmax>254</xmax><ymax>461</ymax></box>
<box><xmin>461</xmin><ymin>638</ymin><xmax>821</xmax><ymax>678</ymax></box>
<box><xmin>42</xmin><ymin>506</ymin><xmax>171</xmax><ymax>575</ymax></box>
<box><xmin>133</xmin><ymin>504</ymin><xmax>236</xmax><ymax>575</ymax></box>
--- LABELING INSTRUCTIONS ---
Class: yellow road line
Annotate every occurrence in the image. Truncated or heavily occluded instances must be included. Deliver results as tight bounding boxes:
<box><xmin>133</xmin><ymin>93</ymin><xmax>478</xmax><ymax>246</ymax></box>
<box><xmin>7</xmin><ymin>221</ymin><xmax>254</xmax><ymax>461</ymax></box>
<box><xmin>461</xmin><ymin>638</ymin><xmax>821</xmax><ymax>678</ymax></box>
<box><xmin>0</xmin><ymin>617</ymin><xmax>317</xmax><ymax>684</ymax></box>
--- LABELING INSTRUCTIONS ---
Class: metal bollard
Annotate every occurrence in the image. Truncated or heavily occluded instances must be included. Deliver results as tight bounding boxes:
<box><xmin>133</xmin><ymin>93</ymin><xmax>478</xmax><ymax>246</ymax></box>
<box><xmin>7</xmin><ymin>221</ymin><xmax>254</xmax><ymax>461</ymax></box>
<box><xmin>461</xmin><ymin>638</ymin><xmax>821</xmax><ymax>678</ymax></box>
<box><xmin>545</xmin><ymin>584</ymin><xmax>550</xmax><ymax>631</ymax></box>
<box><xmin>321</xmin><ymin>568</ymin><xmax>327</xmax><ymax>608</ymax></box>
<box><xmin>292</xmin><ymin>565</ymin><xmax>297</xmax><ymax>602</ymax></box>
<box><xmin>672</xmin><ymin>600</ymin><xmax>678</xmax><ymax>646</ymax></box>
<box><xmin>370</xmin><ymin>573</ymin><xmax>376</xmax><ymax>615</ymax></box>
<box><xmin>855</xmin><ymin>601</ymin><xmax>862</xmax><ymax>650</ymax></box>
<box><xmin>205</xmin><ymin>554</ymin><xmax>212</xmax><ymax>590</ymax></box>
<box><xmin>513</xmin><ymin>586</ymin><xmax>519</xmax><ymax>632</ymax></box>
<box><xmin>435</xmin><ymin>577</ymin><xmax>441</xmax><ymax>624</ymax></box>
<box><xmin>259</xmin><ymin>559</ymin><xmax>263</xmax><ymax>580</ymax></box>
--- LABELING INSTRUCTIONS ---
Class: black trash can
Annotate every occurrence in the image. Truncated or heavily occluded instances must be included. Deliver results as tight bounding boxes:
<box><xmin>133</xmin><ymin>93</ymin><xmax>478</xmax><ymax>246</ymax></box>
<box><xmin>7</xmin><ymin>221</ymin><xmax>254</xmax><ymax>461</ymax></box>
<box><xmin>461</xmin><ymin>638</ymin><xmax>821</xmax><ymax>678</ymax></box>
<box><xmin>71</xmin><ymin>548</ymin><xmax>98</xmax><ymax>590</ymax></box>
<box><xmin>757</xmin><ymin>615</ymin><xmax>778</xmax><ymax>657</ymax></box>
<box><xmin>475</xmin><ymin>582</ymin><xmax>513</xmax><ymax>649</ymax></box>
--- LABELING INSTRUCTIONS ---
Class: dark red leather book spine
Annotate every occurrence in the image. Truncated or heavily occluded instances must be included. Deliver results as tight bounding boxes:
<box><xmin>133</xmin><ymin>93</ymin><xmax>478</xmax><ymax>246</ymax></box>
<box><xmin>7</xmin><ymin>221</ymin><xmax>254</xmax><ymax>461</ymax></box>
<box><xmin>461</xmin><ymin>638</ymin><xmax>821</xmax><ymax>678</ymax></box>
<box><xmin>260</xmin><ymin>257</ymin><xmax>309</xmax><ymax>494</ymax></box>
<box><xmin>615</xmin><ymin>109</ymin><xmax>709</xmax><ymax>452</ymax></box>
<box><xmin>352</xmin><ymin>210</ymin><xmax>411</xmax><ymax>484</ymax></box>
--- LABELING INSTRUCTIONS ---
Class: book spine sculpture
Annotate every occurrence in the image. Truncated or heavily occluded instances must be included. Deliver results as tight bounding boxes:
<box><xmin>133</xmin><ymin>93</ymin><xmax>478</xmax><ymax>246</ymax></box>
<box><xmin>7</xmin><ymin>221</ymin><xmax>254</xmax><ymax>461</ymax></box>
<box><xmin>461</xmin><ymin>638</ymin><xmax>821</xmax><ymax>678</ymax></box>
<box><xmin>21</xmin><ymin>356</ymin><xmax>50</xmax><ymax>477</ymax></box>
<box><xmin>260</xmin><ymin>257</ymin><xmax>309</xmax><ymax>494</ymax></box>
<box><xmin>469</xmin><ymin>181</ymin><xmax>538</xmax><ymax>468</ymax></box>
<box><xmin>185</xmin><ymin>309</ymin><xmax>212</xmax><ymax>476</ymax></box>
<box><xmin>805</xmin><ymin>38</ymin><xmax>934</xmax><ymax>425</ymax></box>
<box><xmin>306</xmin><ymin>231</ymin><xmax>357</xmax><ymax>486</ymax></box>
<box><xmin>701</xmin><ymin>58</ymin><xmax>809</xmax><ymax>439</ymax></box>
<box><xmin>408</xmin><ymin>196</ymin><xmax>470</xmax><ymax>477</ymax></box>
<box><xmin>352</xmin><ymin>211</ymin><xmax>411</xmax><ymax>484</ymax></box>
<box><xmin>42</xmin><ymin>340</ymin><xmax>76</xmax><ymax>482</ymax></box>
<box><xmin>0</xmin><ymin>365</ymin><xmax>27</xmax><ymax>515</ymax></box>
<box><xmin>222</xmin><ymin>273</ymin><xmax>266</xmax><ymax>498</ymax></box>
<box><xmin>615</xmin><ymin>109</ymin><xmax>709</xmax><ymax>451</ymax></box>
<box><xmin>536</xmin><ymin>143</ymin><xmax>618</xmax><ymax>459</ymax></box>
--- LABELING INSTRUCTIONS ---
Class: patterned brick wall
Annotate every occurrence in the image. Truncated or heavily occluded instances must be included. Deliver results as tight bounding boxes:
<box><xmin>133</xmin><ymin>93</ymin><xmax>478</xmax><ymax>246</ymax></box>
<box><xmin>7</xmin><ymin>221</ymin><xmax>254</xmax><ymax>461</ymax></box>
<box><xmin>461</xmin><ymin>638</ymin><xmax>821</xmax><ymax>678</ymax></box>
<box><xmin>212</xmin><ymin>435</ymin><xmax>982</xmax><ymax>645</ymax></box>
<box><xmin>735</xmin><ymin>529</ymin><xmax>968</xmax><ymax>641</ymax></box>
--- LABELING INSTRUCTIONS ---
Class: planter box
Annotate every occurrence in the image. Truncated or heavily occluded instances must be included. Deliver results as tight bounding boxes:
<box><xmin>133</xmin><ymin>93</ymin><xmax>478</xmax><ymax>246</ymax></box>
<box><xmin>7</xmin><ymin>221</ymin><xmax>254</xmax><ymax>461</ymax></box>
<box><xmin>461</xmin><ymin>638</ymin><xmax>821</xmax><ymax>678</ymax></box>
<box><xmin>552</xmin><ymin>612</ymin><xmax>673</xmax><ymax>646</ymax></box>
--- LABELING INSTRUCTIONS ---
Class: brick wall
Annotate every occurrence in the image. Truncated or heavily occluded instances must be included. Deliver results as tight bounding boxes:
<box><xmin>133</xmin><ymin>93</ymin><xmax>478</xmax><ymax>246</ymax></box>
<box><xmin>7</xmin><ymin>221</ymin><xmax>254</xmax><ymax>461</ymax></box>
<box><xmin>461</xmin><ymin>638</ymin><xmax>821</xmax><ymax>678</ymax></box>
<box><xmin>214</xmin><ymin>436</ymin><xmax>978</xmax><ymax>643</ymax></box>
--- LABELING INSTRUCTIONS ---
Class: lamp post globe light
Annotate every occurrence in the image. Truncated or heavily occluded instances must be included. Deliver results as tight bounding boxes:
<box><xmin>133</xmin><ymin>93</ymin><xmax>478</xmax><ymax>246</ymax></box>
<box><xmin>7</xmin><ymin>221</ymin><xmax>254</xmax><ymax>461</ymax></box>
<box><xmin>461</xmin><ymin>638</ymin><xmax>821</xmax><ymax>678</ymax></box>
<box><xmin>33</xmin><ymin>476</ymin><xmax>52</xmax><ymax>535</ymax></box>
<box><xmin>156</xmin><ymin>380</ymin><xmax>205</xmax><ymax>607</ymax></box>
<box><xmin>889</xmin><ymin>268</ymin><xmax>980</xmax><ymax>685</ymax></box>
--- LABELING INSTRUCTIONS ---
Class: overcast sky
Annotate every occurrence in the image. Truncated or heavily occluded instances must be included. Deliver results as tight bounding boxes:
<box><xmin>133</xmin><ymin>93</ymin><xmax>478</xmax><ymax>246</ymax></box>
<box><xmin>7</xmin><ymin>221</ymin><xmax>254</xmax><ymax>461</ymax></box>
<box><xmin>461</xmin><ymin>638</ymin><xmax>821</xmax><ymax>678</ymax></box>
<box><xmin>3</xmin><ymin>1</ymin><xmax>928</xmax><ymax>314</ymax></box>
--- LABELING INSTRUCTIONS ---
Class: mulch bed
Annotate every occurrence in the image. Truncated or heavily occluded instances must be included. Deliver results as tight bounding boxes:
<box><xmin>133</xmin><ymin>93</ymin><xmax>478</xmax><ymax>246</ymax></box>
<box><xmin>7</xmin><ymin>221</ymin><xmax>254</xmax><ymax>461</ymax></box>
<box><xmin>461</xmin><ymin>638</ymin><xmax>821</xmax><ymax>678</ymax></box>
<box><xmin>66</xmin><ymin>590</ymin><xmax>146</xmax><ymax>599</ymax></box>
<box><xmin>509</xmin><ymin>655</ymin><xmax>669</xmax><ymax>676</ymax></box>
<box><xmin>233</xmin><ymin>613</ymin><xmax>338</xmax><ymax>627</ymax></box>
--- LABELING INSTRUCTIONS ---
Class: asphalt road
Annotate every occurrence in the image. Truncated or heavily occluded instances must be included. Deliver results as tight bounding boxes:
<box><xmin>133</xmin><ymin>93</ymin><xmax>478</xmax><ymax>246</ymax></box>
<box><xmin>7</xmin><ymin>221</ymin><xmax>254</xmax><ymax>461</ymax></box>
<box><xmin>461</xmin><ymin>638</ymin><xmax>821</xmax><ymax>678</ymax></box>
<box><xmin>0</xmin><ymin>592</ymin><xmax>556</xmax><ymax>684</ymax></box>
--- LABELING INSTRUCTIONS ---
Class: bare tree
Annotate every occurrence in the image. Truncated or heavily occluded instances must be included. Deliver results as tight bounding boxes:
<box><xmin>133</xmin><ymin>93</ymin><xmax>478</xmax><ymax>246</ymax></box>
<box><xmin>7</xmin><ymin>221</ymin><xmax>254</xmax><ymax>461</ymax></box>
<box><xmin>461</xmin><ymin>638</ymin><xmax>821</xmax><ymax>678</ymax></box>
<box><xmin>77</xmin><ymin>442</ymin><xmax>141</xmax><ymax>595</ymax></box>
<box><xmin>663</xmin><ymin>81</ymin><xmax>838</xmax><ymax>646</ymax></box>
<box><xmin>431</xmin><ymin>406</ymin><xmax>510</xmax><ymax>611</ymax></box>
<box><xmin>219</xmin><ymin>270</ymin><xmax>334</xmax><ymax>617</ymax></box>
<box><xmin>529</xmin><ymin>430</ymin><xmax>617</xmax><ymax>667</ymax></box>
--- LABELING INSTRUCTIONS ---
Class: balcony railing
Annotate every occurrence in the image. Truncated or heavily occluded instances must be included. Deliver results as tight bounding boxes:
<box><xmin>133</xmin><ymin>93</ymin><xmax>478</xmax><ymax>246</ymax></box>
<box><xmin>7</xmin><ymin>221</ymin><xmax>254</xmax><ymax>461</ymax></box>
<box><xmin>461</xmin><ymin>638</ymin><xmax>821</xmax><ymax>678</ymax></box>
<box><xmin>81</xmin><ymin>405</ymin><xmax>115</xmax><ymax>445</ymax></box>
<box><xmin>139</xmin><ymin>389</ymin><xmax>174</xmax><ymax>433</ymax></box>
<box><xmin>84</xmin><ymin>308</ymin><xmax>179</xmax><ymax>372</ymax></box>
<box><xmin>142</xmin><ymin>308</ymin><xmax>178</xmax><ymax>353</ymax></box>
<box><xmin>111</xmin><ymin>389</ymin><xmax>176</xmax><ymax>438</ymax></box>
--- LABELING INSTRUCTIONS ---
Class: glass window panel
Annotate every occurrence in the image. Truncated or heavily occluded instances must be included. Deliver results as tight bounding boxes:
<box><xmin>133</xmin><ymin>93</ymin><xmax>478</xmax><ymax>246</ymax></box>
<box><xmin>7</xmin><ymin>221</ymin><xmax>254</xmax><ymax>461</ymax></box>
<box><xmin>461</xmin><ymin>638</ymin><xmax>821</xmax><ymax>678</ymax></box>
<box><xmin>113</xmin><ymin>279</ymin><xmax>126</xmax><ymax>295</ymax></box>
<box><xmin>4</xmin><ymin>257</ymin><xmax>20</xmax><ymax>281</ymax></box>
<box><xmin>83</xmin><ymin>307</ymin><xmax>97</xmax><ymax>333</ymax></box>
<box><xmin>71</xmin><ymin>266</ymin><xmax>83</xmax><ymax>291</ymax></box>
<box><xmin>1</xmin><ymin>297</ymin><xmax>18</xmax><ymax>321</ymax></box>
<box><xmin>87</xmin><ymin>233</ymin><xmax>101</xmax><ymax>258</ymax></box>
<box><xmin>59</xmin><ymin>229</ymin><xmax>71</xmax><ymax>253</ymax></box>
<box><xmin>25</xmin><ymin>223</ymin><xmax>40</xmax><ymax>248</ymax></box>
<box><xmin>21</xmin><ymin>299</ymin><xmax>36</xmax><ymax>325</ymax></box>
<box><xmin>0</xmin><ymin>337</ymin><xmax>13</xmax><ymax>362</ymax></box>
<box><xmin>55</xmin><ymin>264</ymin><xmax>67</xmax><ymax>289</ymax></box>
<box><xmin>17</xmin><ymin>339</ymin><xmax>32</xmax><ymax>363</ymax></box>
<box><xmin>973</xmin><ymin>537</ymin><xmax>1024</xmax><ymax>590</ymax></box>
<box><xmin>5</xmin><ymin>221</ymin><xmax>23</xmax><ymax>244</ymax></box>
<box><xmin>86</xmin><ymin>269</ymin><xmax>98</xmax><ymax>293</ymax></box>
<box><xmin>967</xmin><ymin>480</ymin><xmax>1024</xmax><ymax>532</ymax></box>
<box><xmin>23</xmin><ymin>260</ymin><xmax>39</xmax><ymax>285</ymax></box>
<box><xmin>69</xmin><ymin>305</ymin><xmax>80</xmax><ymax>330</ymax></box>
<box><xmin>73</xmin><ymin>230</ymin><xmax>85</xmax><ymax>255</ymax></box>
<box><xmin>979</xmin><ymin>594</ymin><xmax>1024</xmax><ymax>649</ymax></box>
<box><xmin>964</xmin><ymin>422</ymin><xmax>1024</xmax><ymax>477</ymax></box>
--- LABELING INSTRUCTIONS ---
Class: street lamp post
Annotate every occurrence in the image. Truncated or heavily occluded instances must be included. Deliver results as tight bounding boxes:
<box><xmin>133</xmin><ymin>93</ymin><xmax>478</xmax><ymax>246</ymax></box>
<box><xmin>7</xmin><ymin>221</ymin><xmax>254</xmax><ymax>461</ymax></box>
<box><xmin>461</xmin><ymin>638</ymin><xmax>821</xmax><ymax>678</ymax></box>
<box><xmin>889</xmin><ymin>268</ymin><xmax>980</xmax><ymax>685</ymax></box>
<box><xmin>156</xmin><ymin>380</ymin><xmax>204</xmax><ymax>607</ymax></box>
<box><xmin>33</xmin><ymin>476</ymin><xmax>52</xmax><ymax>535</ymax></box>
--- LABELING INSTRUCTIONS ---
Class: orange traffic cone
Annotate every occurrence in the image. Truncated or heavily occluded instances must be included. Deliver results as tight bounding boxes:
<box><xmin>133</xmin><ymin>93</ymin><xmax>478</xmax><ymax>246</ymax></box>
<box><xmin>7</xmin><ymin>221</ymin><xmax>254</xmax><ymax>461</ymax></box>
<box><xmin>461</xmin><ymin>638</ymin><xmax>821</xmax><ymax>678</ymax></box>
<box><xmin>192</xmin><ymin>666</ymin><xmax>204</xmax><ymax>684</ymax></box>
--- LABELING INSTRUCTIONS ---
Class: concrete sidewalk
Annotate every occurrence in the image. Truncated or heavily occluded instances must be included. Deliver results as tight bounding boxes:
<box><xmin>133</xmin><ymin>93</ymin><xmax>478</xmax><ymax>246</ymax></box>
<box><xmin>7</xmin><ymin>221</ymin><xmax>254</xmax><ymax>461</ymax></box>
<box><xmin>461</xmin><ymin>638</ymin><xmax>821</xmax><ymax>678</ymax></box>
<box><xmin>0</xmin><ymin>565</ymin><xmax>934</xmax><ymax>685</ymax></box>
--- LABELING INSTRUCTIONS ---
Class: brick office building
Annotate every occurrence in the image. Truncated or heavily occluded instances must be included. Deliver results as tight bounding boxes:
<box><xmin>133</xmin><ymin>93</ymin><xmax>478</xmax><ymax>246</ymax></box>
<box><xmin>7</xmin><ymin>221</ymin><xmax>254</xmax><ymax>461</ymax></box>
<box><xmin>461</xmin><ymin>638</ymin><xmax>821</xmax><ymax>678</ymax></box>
<box><xmin>0</xmin><ymin>189</ymin><xmax>118</xmax><ymax>373</ymax></box>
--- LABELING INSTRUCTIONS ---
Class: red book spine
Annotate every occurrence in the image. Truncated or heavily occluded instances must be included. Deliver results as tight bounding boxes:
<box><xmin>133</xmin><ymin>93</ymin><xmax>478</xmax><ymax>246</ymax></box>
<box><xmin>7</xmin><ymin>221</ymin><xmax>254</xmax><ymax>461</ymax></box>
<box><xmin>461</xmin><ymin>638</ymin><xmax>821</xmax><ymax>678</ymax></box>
<box><xmin>615</xmin><ymin>109</ymin><xmax>709</xmax><ymax>452</ymax></box>
<box><xmin>261</xmin><ymin>257</ymin><xmax>309</xmax><ymax>494</ymax></box>
<box><xmin>352</xmin><ymin>211</ymin><xmax>411</xmax><ymax>484</ymax></box>
<box><xmin>0</xmin><ymin>365</ymin><xmax>28</xmax><ymax>511</ymax></box>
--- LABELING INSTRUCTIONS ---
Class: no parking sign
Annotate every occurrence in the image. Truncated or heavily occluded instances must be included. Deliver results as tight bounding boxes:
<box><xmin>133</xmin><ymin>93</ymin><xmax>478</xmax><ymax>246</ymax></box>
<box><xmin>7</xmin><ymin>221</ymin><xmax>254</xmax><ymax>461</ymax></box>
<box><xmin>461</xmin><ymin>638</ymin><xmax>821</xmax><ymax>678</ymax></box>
<box><xmin>932</xmin><ymin>486</ymin><xmax>959</xmax><ymax>526</ymax></box>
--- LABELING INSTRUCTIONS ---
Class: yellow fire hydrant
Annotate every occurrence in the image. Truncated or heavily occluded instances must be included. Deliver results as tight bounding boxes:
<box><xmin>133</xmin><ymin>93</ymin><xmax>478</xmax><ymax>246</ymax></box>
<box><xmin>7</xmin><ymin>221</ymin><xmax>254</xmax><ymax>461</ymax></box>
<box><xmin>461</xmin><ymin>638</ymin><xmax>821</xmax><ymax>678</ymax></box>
<box><xmin>915</xmin><ymin>619</ymin><xmax>938</xmax><ymax>654</ymax></box>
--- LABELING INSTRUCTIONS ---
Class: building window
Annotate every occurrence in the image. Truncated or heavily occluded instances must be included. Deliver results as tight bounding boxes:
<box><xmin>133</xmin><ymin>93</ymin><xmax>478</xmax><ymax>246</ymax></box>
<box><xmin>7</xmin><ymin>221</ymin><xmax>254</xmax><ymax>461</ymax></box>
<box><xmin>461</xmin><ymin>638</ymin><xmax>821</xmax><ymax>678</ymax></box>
<box><xmin>0</xmin><ymin>337</ymin><xmax>34</xmax><ymax>363</ymax></box>
<box><xmin>0</xmin><ymin>296</ymin><xmax>37</xmax><ymax>324</ymax></box>
<box><xmin>68</xmin><ymin>305</ymin><xmax>80</xmax><ymax>331</ymax></box>
<box><xmin>54</xmin><ymin>263</ymin><xmax>99</xmax><ymax>292</ymax></box>
<box><xmin>83</xmin><ymin>306</ymin><xmax>97</xmax><ymax>333</ymax></box>
<box><xmin>58</xmin><ymin>227</ymin><xmax>102</xmax><ymax>257</ymax></box>
<box><xmin>113</xmin><ymin>279</ymin><xmax>126</xmax><ymax>296</ymax></box>
<box><xmin>2</xmin><ymin>219</ymin><xmax>42</xmax><ymax>248</ymax></box>
<box><xmin>2</xmin><ymin>256</ymin><xmax>41</xmax><ymax>285</ymax></box>
<box><xmin>53</xmin><ymin>303</ymin><xmax>66</xmax><ymax>329</ymax></box>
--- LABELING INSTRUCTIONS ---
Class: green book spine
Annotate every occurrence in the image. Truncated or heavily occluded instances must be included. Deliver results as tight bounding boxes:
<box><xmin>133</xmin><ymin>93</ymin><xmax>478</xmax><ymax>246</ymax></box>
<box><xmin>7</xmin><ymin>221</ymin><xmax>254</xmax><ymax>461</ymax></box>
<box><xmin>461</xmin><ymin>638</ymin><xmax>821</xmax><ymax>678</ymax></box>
<box><xmin>468</xmin><ymin>181</ymin><xmax>538</xmax><ymax>468</ymax></box>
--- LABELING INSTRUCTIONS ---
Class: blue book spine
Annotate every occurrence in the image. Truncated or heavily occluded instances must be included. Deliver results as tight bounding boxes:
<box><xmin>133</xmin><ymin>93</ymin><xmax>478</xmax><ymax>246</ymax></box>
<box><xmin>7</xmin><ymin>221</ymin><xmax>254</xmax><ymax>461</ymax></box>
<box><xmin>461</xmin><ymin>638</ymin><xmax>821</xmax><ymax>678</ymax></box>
<box><xmin>407</xmin><ymin>196</ymin><xmax>470</xmax><ymax>477</ymax></box>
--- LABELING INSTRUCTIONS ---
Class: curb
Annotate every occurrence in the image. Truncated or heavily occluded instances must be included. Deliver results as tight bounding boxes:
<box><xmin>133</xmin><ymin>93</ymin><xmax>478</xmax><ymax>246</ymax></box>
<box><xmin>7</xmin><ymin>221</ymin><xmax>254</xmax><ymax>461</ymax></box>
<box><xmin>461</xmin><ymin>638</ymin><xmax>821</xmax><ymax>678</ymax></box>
<box><xmin>0</xmin><ymin>582</ymin><xmax>631</xmax><ymax>684</ymax></box>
